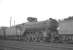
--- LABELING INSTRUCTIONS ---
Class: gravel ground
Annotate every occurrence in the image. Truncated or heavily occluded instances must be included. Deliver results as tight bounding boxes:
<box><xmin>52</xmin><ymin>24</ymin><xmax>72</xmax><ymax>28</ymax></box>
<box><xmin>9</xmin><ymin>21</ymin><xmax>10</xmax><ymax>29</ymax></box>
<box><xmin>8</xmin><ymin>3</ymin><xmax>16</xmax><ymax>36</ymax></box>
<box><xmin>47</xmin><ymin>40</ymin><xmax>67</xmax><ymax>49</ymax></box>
<box><xmin>0</xmin><ymin>40</ymin><xmax>73</xmax><ymax>50</ymax></box>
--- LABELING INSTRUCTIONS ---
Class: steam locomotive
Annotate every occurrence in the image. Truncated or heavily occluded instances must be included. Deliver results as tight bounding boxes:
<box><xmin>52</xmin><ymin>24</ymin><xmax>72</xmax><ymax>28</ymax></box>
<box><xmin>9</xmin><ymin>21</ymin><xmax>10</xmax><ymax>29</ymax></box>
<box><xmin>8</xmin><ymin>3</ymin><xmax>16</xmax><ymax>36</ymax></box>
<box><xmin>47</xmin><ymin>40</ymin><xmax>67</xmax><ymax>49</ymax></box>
<box><xmin>0</xmin><ymin>18</ymin><xmax>59</xmax><ymax>42</ymax></box>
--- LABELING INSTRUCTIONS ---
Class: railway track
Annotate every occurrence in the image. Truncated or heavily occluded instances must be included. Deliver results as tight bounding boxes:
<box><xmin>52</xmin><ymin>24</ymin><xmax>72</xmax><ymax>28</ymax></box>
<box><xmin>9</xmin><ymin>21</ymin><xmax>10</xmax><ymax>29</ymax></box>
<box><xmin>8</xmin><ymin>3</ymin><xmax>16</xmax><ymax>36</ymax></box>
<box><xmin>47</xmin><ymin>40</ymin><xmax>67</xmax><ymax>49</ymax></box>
<box><xmin>0</xmin><ymin>45</ymin><xmax>24</xmax><ymax>50</ymax></box>
<box><xmin>0</xmin><ymin>40</ymin><xmax>73</xmax><ymax>50</ymax></box>
<box><xmin>0</xmin><ymin>44</ymin><xmax>73</xmax><ymax>50</ymax></box>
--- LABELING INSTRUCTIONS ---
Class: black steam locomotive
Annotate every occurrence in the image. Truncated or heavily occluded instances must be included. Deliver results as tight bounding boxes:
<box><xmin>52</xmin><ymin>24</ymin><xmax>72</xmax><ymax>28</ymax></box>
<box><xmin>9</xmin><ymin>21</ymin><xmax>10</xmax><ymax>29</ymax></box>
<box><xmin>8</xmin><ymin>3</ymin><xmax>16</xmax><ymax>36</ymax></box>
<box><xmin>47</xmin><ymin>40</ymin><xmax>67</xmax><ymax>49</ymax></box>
<box><xmin>0</xmin><ymin>18</ymin><xmax>60</xmax><ymax>42</ymax></box>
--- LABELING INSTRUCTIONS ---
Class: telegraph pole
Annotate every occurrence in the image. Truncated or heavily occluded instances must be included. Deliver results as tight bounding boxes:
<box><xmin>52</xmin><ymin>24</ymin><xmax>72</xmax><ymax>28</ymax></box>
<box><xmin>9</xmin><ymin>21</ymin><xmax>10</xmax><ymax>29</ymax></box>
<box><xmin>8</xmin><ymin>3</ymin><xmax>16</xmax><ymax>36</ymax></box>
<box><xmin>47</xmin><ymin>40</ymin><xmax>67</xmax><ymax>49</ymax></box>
<box><xmin>14</xmin><ymin>17</ymin><xmax>17</xmax><ymax>35</ymax></box>
<box><xmin>10</xmin><ymin>16</ymin><xmax>12</xmax><ymax>32</ymax></box>
<box><xmin>14</xmin><ymin>17</ymin><xmax>17</xmax><ymax>40</ymax></box>
<box><xmin>10</xmin><ymin>16</ymin><xmax>12</xmax><ymax>27</ymax></box>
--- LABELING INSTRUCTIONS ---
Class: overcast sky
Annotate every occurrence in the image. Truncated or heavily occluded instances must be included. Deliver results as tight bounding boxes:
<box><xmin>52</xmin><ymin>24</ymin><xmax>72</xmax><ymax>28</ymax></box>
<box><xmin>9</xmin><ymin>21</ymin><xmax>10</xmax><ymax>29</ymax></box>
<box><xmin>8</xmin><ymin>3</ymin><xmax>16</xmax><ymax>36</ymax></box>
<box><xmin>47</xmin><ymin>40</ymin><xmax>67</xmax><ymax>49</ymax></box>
<box><xmin>0</xmin><ymin>0</ymin><xmax>73</xmax><ymax>27</ymax></box>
